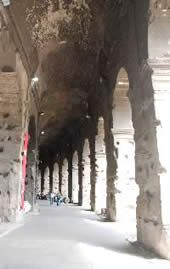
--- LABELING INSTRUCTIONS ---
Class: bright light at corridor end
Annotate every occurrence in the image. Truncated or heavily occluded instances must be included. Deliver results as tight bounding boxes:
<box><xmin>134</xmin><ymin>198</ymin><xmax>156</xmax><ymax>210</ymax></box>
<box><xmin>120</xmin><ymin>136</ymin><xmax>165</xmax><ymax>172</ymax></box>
<box><xmin>32</xmin><ymin>76</ymin><xmax>39</xmax><ymax>83</ymax></box>
<box><xmin>2</xmin><ymin>0</ymin><xmax>10</xmax><ymax>6</ymax></box>
<box><xmin>40</xmin><ymin>131</ymin><xmax>45</xmax><ymax>135</ymax></box>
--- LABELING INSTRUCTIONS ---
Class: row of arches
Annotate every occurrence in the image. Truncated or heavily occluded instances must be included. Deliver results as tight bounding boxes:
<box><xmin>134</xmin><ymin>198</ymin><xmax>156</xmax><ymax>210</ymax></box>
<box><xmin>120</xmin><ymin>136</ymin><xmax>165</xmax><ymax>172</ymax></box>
<box><xmin>24</xmin><ymin>59</ymin><xmax>170</xmax><ymax>259</ymax></box>
<box><xmin>38</xmin><ymin>69</ymin><xmax>137</xmax><ymax>228</ymax></box>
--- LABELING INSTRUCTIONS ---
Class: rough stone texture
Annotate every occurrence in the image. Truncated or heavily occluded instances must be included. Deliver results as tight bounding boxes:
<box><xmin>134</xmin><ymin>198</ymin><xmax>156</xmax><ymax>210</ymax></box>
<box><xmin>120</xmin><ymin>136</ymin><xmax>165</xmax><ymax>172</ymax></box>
<box><xmin>82</xmin><ymin>139</ymin><xmax>91</xmax><ymax>208</ymax></box>
<box><xmin>36</xmin><ymin>170</ymin><xmax>41</xmax><ymax>194</ymax></box>
<box><xmin>72</xmin><ymin>151</ymin><xmax>79</xmax><ymax>203</ymax></box>
<box><xmin>61</xmin><ymin>158</ymin><xmax>68</xmax><ymax>198</ymax></box>
<box><xmin>89</xmin><ymin>134</ymin><xmax>96</xmax><ymax>211</ymax></box>
<box><xmin>43</xmin><ymin>167</ymin><xmax>50</xmax><ymax>195</ymax></box>
<box><xmin>150</xmin><ymin>59</ymin><xmax>170</xmax><ymax>258</ymax></box>
<box><xmin>53</xmin><ymin>162</ymin><xmax>59</xmax><ymax>194</ymax></box>
<box><xmin>1</xmin><ymin>0</ymin><xmax>170</xmax><ymax>261</ymax></box>
<box><xmin>25</xmin><ymin>116</ymin><xmax>37</xmax><ymax>207</ymax></box>
<box><xmin>95</xmin><ymin>117</ymin><xmax>107</xmax><ymax>214</ymax></box>
<box><xmin>0</xmin><ymin>73</ymin><xmax>23</xmax><ymax>222</ymax></box>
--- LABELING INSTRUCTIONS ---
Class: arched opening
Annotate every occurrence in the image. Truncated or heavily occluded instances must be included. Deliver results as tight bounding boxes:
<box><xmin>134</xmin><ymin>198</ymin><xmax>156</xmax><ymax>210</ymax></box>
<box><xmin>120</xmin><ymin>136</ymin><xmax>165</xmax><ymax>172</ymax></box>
<box><xmin>95</xmin><ymin>117</ymin><xmax>107</xmax><ymax>214</ymax></box>
<box><xmin>1</xmin><ymin>65</ymin><xmax>14</xmax><ymax>72</ymax></box>
<box><xmin>25</xmin><ymin>116</ymin><xmax>36</xmax><ymax>208</ymax></box>
<box><xmin>72</xmin><ymin>151</ymin><xmax>79</xmax><ymax>204</ymax></box>
<box><xmin>43</xmin><ymin>166</ymin><xmax>50</xmax><ymax>196</ymax></box>
<box><xmin>53</xmin><ymin>162</ymin><xmax>59</xmax><ymax>194</ymax></box>
<box><xmin>149</xmin><ymin>1</ymin><xmax>170</xmax><ymax>59</ymax></box>
<box><xmin>82</xmin><ymin>139</ymin><xmax>91</xmax><ymax>209</ymax></box>
<box><xmin>112</xmin><ymin>68</ymin><xmax>138</xmax><ymax>234</ymax></box>
<box><xmin>61</xmin><ymin>158</ymin><xmax>69</xmax><ymax>199</ymax></box>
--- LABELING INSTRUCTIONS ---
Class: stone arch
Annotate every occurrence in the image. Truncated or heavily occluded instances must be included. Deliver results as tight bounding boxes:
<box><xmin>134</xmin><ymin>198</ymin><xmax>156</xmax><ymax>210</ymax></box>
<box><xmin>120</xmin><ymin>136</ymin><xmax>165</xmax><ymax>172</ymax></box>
<box><xmin>72</xmin><ymin>151</ymin><xmax>79</xmax><ymax>203</ymax></box>
<box><xmin>95</xmin><ymin>117</ymin><xmax>107</xmax><ymax>214</ymax></box>
<box><xmin>82</xmin><ymin>139</ymin><xmax>91</xmax><ymax>208</ymax></box>
<box><xmin>25</xmin><ymin>116</ymin><xmax>37</xmax><ymax>206</ymax></box>
<box><xmin>112</xmin><ymin>68</ymin><xmax>138</xmax><ymax>226</ymax></box>
<box><xmin>61</xmin><ymin>158</ymin><xmax>69</xmax><ymax>198</ymax></box>
<box><xmin>53</xmin><ymin>162</ymin><xmax>59</xmax><ymax>194</ymax></box>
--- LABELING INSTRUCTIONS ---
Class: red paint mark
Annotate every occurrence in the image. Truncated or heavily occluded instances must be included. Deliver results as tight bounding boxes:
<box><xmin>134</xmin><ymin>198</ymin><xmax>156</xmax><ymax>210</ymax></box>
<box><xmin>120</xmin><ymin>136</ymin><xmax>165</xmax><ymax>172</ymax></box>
<box><xmin>20</xmin><ymin>132</ymin><xmax>28</xmax><ymax>210</ymax></box>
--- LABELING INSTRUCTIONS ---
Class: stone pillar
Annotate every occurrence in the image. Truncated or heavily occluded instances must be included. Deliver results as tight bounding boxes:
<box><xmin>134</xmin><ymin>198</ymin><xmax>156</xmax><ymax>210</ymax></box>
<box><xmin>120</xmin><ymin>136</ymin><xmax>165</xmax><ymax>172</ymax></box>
<box><xmin>104</xmin><ymin>94</ymin><xmax>117</xmax><ymax>221</ymax></box>
<box><xmin>125</xmin><ymin>1</ymin><xmax>170</xmax><ymax>258</ymax></box>
<box><xmin>127</xmin><ymin>59</ymin><xmax>170</xmax><ymax>259</ymax></box>
<box><xmin>72</xmin><ymin>151</ymin><xmax>79</xmax><ymax>203</ymax></box>
<box><xmin>43</xmin><ymin>166</ymin><xmax>50</xmax><ymax>195</ymax></box>
<box><xmin>78</xmin><ymin>149</ymin><xmax>83</xmax><ymax>205</ymax></box>
<box><xmin>89</xmin><ymin>135</ymin><xmax>96</xmax><ymax>211</ymax></box>
<box><xmin>112</xmin><ymin>68</ymin><xmax>137</xmax><ymax>222</ymax></box>
<box><xmin>36</xmin><ymin>169</ymin><xmax>41</xmax><ymax>194</ymax></box>
<box><xmin>0</xmin><ymin>73</ymin><xmax>24</xmax><ymax>222</ymax></box>
<box><xmin>53</xmin><ymin>162</ymin><xmax>59</xmax><ymax>194</ymax></box>
<box><xmin>150</xmin><ymin>60</ymin><xmax>170</xmax><ymax>258</ymax></box>
<box><xmin>25</xmin><ymin>160</ymin><xmax>36</xmax><ymax>206</ymax></box>
<box><xmin>82</xmin><ymin>139</ymin><xmax>91</xmax><ymax>208</ymax></box>
<box><xmin>49</xmin><ymin>163</ymin><xmax>53</xmax><ymax>194</ymax></box>
<box><xmin>40</xmin><ymin>166</ymin><xmax>45</xmax><ymax>195</ymax></box>
<box><xmin>61</xmin><ymin>158</ymin><xmax>68</xmax><ymax>198</ymax></box>
<box><xmin>95</xmin><ymin>117</ymin><xmax>107</xmax><ymax>214</ymax></box>
<box><xmin>25</xmin><ymin>116</ymin><xmax>37</xmax><ymax>207</ymax></box>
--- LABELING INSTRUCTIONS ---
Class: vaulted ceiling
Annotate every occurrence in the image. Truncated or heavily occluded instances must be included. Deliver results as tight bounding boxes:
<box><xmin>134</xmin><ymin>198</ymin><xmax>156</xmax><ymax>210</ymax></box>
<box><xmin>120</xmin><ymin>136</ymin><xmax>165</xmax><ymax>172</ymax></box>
<box><xmin>8</xmin><ymin>0</ymin><xmax>107</xmax><ymax>148</ymax></box>
<box><xmin>6</xmin><ymin>0</ymin><xmax>165</xmax><ymax>152</ymax></box>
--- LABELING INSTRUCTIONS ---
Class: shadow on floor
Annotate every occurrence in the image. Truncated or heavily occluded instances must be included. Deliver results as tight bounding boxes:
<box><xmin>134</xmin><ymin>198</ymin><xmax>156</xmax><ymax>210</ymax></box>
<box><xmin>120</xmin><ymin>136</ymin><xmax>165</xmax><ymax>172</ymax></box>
<box><xmin>2</xmin><ymin>201</ymin><xmax>162</xmax><ymax>262</ymax></box>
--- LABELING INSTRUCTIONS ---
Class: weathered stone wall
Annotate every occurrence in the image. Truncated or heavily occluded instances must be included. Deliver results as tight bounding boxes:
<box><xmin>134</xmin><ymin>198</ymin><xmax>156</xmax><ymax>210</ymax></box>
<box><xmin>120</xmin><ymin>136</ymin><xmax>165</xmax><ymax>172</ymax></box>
<box><xmin>0</xmin><ymin>72</ymin><xmax>23</xmax><ymax>222</ymax></box>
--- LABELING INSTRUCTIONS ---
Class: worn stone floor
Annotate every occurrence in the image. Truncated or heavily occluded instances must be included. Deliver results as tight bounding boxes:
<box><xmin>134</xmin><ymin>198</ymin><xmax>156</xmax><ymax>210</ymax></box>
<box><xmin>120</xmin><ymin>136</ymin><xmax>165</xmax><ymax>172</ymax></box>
<box><xmin>0</xmin><ymin>201</ymin><xmax>170</xmax><ymax>269</ymax></box>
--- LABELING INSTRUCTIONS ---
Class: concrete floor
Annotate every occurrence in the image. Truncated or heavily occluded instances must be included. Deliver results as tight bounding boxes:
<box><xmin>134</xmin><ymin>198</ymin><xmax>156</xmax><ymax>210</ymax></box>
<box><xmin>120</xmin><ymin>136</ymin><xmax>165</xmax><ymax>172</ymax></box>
<box><xmin>0</xmin><ymin>201</ymin><xmax>170</xmax><ymax>269</ymax></box>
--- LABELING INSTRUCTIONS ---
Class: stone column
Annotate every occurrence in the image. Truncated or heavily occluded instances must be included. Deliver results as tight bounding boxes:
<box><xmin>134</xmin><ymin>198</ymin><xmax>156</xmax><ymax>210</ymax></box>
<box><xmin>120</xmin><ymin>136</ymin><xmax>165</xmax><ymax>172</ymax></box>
<box><xmin>151</xmin><ymin>60</ymin><xmax>170</xmax><ymax>258</ymax></box>
<box><xmin>72</xmin><ymin>151</ymin><xmax>79</xmax><ymax>203</ymax></box>
<box><xmin>43</xmin><ymin>166</ymin><xmax>50</xmax><ymax>195</ymax></box>
<box><xmin>104</xmin><ymin>94</ymin><xmax>117</xmax><ymax>221</ymax></box>
<box><xmin>89</xmin><ymin>135</ymin><xmax>96</xmax><ymax>211</ymax></box>
<box><xmin>61</xmin><ymin>158</ymin><xmax>68</xmax><ymax>198</ymax></box>
<box><xmin>40</xmin><ymin>166</ymin><xmax>45</xmax><ymax>195</ymax></box>
<box><xmin>95</xmin><ymin>117</ymin><xmax>107</xmax><ymax>214</ymax></box>
<box><xmin>0</xmin><ymin>73</ymin><xmax>24</xmax><ymax>222</ymax></box>
<box><xmin>36</xmin><ymin>169</ymin><xmax>41</xmax><ymax>194</ymax></box>
<box><xmin>25</xmin><ymin>160</ymin><xmax>36</xmax><ymax>206</ymax></box>
<box><xmin>82</xmin><ymin>139</ymin><xmax>91</xmax><ymax>208</ymax></box>
<box><xmin>78</xmin><ymin>149</ymin><xmax>83</xmax><ymax>206</ymax></box>
<box><xmin>53</xmin><ymin>162</ymin><xmax>59</xmax><ymax>194</ymax></box>
<box><xmin>127</xmin><ymin>60</ymin><xmax>170</xmax><ymax>259</ymax></box>
<box><xmin>124</xmin><ymin>1</ymin><xmax>170</xmax><ymax>258</ymax></box>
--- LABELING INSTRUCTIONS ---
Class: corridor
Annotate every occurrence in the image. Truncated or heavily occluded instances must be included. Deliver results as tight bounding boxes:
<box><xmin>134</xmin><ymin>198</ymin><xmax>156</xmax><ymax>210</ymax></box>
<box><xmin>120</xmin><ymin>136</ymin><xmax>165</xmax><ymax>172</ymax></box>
<box><xmin>0</xmin><ymin>201</ymin><xmax>170</xmax><ymax>269</ymax></box>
